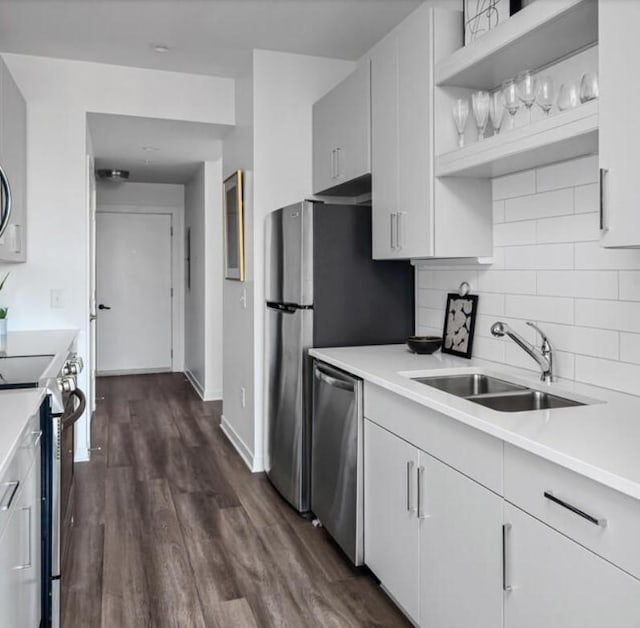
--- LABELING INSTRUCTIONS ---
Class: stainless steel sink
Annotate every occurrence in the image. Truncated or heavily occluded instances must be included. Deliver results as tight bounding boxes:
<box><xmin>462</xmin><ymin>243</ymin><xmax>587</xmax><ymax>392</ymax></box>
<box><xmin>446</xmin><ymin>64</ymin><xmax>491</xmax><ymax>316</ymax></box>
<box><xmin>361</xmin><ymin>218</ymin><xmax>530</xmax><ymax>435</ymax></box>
<box><xmin>411</xmin><ymin>373</ymin><xmax>585</xmax><ymax>412</ymax></box>
<box><xmin>412</xmin><ymin>373</ymin><xmax>527</xmax><ymax>397</ymax></box>
<box><xmin>471</xmin><ymin>390</ymin><xmax>584</xmax><ymax>412</ymax></box>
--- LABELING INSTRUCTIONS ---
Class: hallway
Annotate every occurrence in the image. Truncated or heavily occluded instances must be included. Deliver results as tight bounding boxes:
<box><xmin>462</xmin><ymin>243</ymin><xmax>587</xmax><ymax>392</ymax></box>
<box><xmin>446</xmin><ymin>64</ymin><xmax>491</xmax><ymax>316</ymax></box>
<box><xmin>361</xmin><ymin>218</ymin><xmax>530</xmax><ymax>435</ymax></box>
<box><xmin>61</xmin><ymin>374</ymin><xmax>408</xmax><ymax>627</ymax></box>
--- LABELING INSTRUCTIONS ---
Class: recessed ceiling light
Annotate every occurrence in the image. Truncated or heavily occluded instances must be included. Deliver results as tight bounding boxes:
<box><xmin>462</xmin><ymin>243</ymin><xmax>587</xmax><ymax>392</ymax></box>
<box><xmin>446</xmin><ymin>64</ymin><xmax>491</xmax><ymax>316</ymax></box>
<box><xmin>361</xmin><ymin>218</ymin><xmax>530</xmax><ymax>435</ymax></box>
<box><xmin>151</xmin><ymin>43</ymin><xmax>170</xmax><ymax>54</ymax></box>
<box><xmin>141</xmin><ymin>146</ymin><xmax>160</xmax><ymax>152</ymax></box>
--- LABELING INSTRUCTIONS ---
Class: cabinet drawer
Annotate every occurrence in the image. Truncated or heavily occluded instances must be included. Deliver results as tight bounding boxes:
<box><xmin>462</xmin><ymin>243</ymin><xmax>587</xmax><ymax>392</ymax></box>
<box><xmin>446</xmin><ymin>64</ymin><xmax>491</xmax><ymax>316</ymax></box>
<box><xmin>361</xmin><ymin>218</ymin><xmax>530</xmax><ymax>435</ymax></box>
<box><xmin>364</xmin><ymin>383</ymin><xmax>502</xmax><ymax>494</ymax></box>
<box><xmin>504</xmin><ymin>443</ymin><xmax>640</xmax><ymax>579</ymax></box>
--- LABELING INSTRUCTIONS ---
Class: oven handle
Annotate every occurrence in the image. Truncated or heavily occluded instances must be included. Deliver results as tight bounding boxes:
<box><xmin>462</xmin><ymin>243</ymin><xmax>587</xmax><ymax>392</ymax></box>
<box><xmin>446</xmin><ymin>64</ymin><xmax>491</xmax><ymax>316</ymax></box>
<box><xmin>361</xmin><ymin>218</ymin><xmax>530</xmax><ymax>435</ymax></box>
<box><xmin>61</xmin><ymin>388</ymin><xmax>86</xmax><ymax>430</ymax></box>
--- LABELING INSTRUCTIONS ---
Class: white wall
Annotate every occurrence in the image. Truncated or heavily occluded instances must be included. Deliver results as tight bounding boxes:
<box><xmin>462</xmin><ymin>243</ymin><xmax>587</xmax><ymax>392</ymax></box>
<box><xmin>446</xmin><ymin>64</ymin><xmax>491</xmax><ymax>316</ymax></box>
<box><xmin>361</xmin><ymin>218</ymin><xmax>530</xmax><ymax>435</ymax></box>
<box><xmin>96</xmin><ymin>181</ymin><xmax>185</xmax><ymax>373</ymax></box>
<box><xmin>222</xmin><ymin>50</ymin><xmax>354</xmax><ymax>470</ymax></box>
<box><xmin>1</xmin><ymin>53</ymin><xmax>234</xmax><ymax>460</ymax></box>
<box><xmin>184</xmin><ymin>161</ymin><xmax>223</xmax><ymax>400</ymax></box>
<box><xmin>416</xmin><ymin>154</ymin><xmax>640</xmax><ymax>397</ymax></box>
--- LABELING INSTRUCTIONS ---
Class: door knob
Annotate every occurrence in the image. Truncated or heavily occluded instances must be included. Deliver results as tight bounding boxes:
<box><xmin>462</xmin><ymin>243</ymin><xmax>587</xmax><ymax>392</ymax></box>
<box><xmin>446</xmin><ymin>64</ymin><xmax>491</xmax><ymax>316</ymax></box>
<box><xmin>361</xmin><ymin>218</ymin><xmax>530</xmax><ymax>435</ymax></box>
<box><xmin>98</xmin><ymin>304</ymin><xmax>111</xmax><ymax>310</ymax></box>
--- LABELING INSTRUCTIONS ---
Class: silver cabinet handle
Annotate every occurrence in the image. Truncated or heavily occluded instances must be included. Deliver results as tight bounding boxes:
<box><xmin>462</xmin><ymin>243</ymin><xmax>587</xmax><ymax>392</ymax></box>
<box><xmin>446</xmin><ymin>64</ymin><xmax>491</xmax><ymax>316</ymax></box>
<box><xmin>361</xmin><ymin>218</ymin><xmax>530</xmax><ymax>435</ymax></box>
<box><xmin>544</xmin><ymin>491</ymin><xmax>607</xmax><ymax>527</ymax></box>
<box><xmin>330</xmin><ymin>149</ymin><xmax>336</xmax><ymax>179</ymax></box>
<box><xmin>406</xmin><ymin>461</ymin><xmax>415</xmax><ymax>512</ymax></box>
<box><xmin>599</xmin><ymin>168</ymin><xmax>608</xmax><ymax>231</ymax></box>
<box><xmin>416</xmin><ymin>465</ymin><xmax>428</xmax><ymax>520</ymax></box>
<box><xmin>14</xmin><ymin>506</ymin><xmax>32</xmax><ymax>570</ymax></box>
<box><xmin>390</xmin><ymin>212</ymin><xmax>398</xmax><ymax>250</ymax></box>
<box><xmin>0</xmin><ymin>163</ymin><xmax>12</xmax><ymax>240</ymax></box>
<box><xmin>335</xmin><ymin>147</ymin><xmax>341</xmax><ymax>179</ymax></box>
<box><xmin>502</xmin><ymin>523</ymin><xmax>512</xmax><ymax>592</ymax></box>
<box><xmin>32</xmin><ymin>430</ymin><xmax>42</xmax><ymax>448</ymax></box>
<box><xmin>0</xmin><ymin>481</ymin><xmax>19</xmax><ymax>511</ymax></box>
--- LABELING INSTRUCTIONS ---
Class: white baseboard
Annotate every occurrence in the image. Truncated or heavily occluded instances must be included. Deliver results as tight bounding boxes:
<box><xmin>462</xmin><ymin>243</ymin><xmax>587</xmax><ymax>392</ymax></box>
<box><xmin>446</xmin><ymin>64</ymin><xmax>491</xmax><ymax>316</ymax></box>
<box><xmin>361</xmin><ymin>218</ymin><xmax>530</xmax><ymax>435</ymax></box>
<box><xmin>220</xmin><ymin>414</ymin><xmax>262</xmax><ymax>472</ymax></box>
<box><xmin>184</xmin><ymin>370</ymin><xmax>222</xmax><ymax>401</ymax></box>
<box><xmin>97</xmin><ymin>367</ymin><xmax>171</xmax><ymax>376</ymax></box>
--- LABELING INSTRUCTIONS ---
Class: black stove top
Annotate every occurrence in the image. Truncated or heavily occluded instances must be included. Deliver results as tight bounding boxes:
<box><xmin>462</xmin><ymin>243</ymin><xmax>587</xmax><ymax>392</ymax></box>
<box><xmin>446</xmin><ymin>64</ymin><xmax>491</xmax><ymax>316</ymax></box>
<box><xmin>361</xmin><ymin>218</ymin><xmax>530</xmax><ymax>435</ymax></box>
<box><xmin>0</xmin><ymin>354</ymin><xmax>55</xmax><ymax>389</ymax></box>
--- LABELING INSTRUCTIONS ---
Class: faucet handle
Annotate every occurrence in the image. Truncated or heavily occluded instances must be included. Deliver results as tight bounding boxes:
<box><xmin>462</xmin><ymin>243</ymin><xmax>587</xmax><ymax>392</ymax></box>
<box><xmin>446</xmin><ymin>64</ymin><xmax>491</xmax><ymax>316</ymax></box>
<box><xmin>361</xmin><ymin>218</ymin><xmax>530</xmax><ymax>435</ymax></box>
<box><xmin>526</xmin><ymin>321</ymin><xmax>551</xmax><ymax>349</ymax></box>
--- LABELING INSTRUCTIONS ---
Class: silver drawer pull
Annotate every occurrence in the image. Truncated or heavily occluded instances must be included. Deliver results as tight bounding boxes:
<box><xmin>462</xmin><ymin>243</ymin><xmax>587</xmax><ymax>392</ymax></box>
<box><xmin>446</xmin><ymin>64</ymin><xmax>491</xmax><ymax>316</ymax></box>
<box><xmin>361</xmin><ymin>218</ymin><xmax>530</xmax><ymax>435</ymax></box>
<box><xmin>502</xmin><ymin>523</ymin><xmax>512</xmax><ymax>592</ymax></box>
<box><xmin>32</xmin><ymin>430</ymin><xmax>42</xmax><ymax>448</ymax></box>
<box><xmin>544</xmin><ymin>491</ymin><xmax>607</xmax><ymax>527</ymax></box>
<box><xmin>0</xmin><ymin>481</ymin><xmax>19</xmax><ymax>511</ymax></box>
<box><xmin>14</xmin><ymin>506</ymin><xmax>32</xmax><ymax>570</ymax></box>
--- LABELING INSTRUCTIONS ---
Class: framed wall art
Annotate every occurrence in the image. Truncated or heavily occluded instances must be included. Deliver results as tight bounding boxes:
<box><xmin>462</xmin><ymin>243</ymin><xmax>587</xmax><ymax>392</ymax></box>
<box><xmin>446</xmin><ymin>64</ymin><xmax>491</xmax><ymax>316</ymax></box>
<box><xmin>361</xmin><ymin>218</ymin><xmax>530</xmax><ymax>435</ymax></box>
<box><xmin>464</xmin><ymin>0</ymin><xmax>522</xmax><ymax>46</ymax></box>
<box><xmin>441</xmin><ymin>292</ymin><xmax>479</xmax><ymax>359</ymax></box>
<box><xmin>223</xmin><ymin>170</ymin><xmax>245</xmax><ymax>281</ymax></box>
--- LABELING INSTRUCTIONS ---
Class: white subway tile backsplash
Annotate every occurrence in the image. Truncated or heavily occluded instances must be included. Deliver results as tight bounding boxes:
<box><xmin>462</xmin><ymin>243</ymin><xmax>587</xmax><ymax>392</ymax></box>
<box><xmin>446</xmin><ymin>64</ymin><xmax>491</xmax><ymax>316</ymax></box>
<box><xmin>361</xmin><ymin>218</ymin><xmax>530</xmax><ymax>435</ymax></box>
<box><xmin>505</xmin><ymin>188</ymin><xmax>573</xmax><ymax>222</ymax></box>
<box><xmin>575</xmin><ymin>242</ymin><xmax>640</xmax><ymax>270</ymax></box>
<box><xmin>620</xmin><ymin>332</ymin><xmax>640</xmax><ymax>365</ymax></box>
<box><xmin>574</xmin><ymin>183</ymin><xmax>598</xmax><ymax>214</ymax></box>
<box><xmin>536</xmin><ymin>212</ymin><xmax>599</xmax><ymax>244</ymax></box>
<box><xmin>575</xmin><ymin>299</ymin><xmax>640</xmax><ymax>333</ymax></box>
<box><xmin>505</xmin><ymin>294</ymin><xmax>574</xmax><ymax>324</ymax></box>
<box><xmin>536</xmin><ymin>155</ymin><xmax>598</xmax><ymax>192</ymax></box>
<box><xmin>415</xmin><ymin>156</ymin><xmax>640</xmax><ymax>396</ymax></box>
<box><xmin>536</xmin><ymin>271</ymin><xmax>618</xmax><ymax>299</ymax></box>
<box><xmin>504</xmin><ymin>243</ymin><xmax>574</xmax><ymax>270</ymax></box>
<box><xmin>619</xmin><ymin>271</ymin><xmax>640</xmax><ymax>301</ymax></box>
<box><xmin>575</xmin><ymin>355</ymin><xmax>640</xmax><ymax>397</ymax></box>
<box><xmin>492</xmin><ymin>170</ymin><xmax>536</xmax><ymax>200</ymax></box>
<box><xmin>494</xmin><ymin>221</ymin><xmax>537</xmax><ymax>247</ymax></box>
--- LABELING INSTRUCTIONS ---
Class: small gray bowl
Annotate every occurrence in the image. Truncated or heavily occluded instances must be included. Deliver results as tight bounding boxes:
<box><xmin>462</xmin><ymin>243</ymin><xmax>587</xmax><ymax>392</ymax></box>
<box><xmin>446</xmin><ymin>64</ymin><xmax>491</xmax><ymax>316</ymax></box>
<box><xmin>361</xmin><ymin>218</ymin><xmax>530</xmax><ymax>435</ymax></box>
<box><xmin>407</xmin><ymin>335</ymin><xmax>442</xmax><ymax>355</ymax></box>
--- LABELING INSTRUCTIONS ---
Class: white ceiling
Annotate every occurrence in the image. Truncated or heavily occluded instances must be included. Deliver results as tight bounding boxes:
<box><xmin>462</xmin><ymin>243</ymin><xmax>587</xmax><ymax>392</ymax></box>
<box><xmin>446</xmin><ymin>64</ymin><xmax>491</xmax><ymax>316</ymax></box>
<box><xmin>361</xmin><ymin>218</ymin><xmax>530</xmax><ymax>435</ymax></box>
<box><xmin>88</xmin><ymin>113</ymin><xmax>230</xmax><ymax>184</ymax></box>
<box><xmin>0</xmin><ymin>0</ymin><xmax>423</xmax><ymax>78</ymax></box>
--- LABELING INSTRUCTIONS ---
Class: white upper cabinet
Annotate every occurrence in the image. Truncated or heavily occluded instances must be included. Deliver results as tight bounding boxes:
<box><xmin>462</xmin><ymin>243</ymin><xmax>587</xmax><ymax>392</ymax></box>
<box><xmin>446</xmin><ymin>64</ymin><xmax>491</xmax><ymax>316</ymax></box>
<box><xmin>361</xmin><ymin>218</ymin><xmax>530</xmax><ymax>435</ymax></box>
<box><xmin>0</xmin><ymin>56</ymin><xmax>27</xmax><ymax>262</ymax></box>
<box><xmin>370</xmin><ymin>5</ymin><xmax>492</xmax><ymax>260</ymax></box>
<box><xmin>312</xmin><ymin>62</ymin><xmax>371</xmax><ymax>196</ymax></box>
<box><xmin>599</xmin><ymin>0</ymin><xmax>640</xmax><ymax>248</ymax></box>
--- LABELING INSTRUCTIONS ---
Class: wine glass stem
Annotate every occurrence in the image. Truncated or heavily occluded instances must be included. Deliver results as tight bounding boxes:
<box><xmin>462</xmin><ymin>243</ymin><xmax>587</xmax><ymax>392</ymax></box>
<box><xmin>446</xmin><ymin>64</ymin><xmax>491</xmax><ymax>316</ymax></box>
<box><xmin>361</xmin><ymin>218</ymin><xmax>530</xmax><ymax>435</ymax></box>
<box><xmin>458</xmin><ymin>133</ymin><xmax>464</xmax><ymax>149</ymax></box>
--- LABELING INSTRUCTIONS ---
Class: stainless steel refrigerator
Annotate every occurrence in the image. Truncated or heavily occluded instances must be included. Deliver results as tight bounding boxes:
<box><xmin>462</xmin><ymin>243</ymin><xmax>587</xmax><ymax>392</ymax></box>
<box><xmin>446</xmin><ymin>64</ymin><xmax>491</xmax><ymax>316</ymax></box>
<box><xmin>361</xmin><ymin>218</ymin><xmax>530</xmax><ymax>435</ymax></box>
<box><xmin>265</xmin><ymin>200</ymin><xmax>414</xmax><ymax>513</ymax></box>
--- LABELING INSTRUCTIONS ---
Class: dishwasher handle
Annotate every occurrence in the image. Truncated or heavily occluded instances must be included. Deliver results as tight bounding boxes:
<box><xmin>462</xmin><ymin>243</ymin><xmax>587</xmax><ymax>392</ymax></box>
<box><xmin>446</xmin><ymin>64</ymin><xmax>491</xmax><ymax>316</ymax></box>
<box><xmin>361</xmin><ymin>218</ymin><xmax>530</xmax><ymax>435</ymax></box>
<box><xmin>314</xmin><ymin>363</ymin><xmax>357</xmax><ymax>392</ymax></box>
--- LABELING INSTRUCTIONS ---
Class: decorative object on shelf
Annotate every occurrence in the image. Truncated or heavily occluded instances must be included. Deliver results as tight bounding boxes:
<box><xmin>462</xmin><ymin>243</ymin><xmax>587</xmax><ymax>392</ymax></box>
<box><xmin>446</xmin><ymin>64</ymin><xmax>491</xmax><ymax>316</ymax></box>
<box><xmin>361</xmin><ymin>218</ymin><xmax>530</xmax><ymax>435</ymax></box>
<box><xmin>441</xmin><ymin>284</ymin><xmax>478</xmax><ymax>360</ymax></box>
<box><xmin>503</xmin><ymin>78</ymin><xmax>520</xmax><ymax>129</ymax></box>
<box><xmin>464</xmin><ymin>0</ymin><xmax>522</xmax><ymax>46</ymax></box>
<box><xmin>223</xmin><ymin>170</ymin><xmax>245</xmax><ymax>281</ymax></box>
<box><xmin>579</xmin><ymin>72</ymin><xmax>599</xmax><ymax>103</ymax></box>
<box><xmin>472</xmin><ymin>90</ymin><xmax>491</xmax><ymax>140</ymax></box>
<box><xmin>517</xmin><ymin>70</ymin><xmax>537</xmax><ymax>122</ymax></box>
<box><xmin>536</xmin><ymin>75</ymin><xmax>555</xmax><ymax>116</ymax></box>
<box><xmin>0</xmin><ymin>272</ymin><xmax>10</xmax><ymax>337</ymax></box>
<box><xmin>489</xmin><ymin>90</ymin><xmax>506</xmax><ymax>135</ymax></box>
<box><xmin>406</xmin><ymin>335</ymin><xmax>443</xmax><ymax>355</ymax></box>
<box><xmin>452</xmin><ymin>98</ymin><xmax>470</xmax><ymax>148</ymax></box>
<box><xmin>558</xmin><ymin>81</ymin><xmax>580</xmax><ymax>111</ymax></box>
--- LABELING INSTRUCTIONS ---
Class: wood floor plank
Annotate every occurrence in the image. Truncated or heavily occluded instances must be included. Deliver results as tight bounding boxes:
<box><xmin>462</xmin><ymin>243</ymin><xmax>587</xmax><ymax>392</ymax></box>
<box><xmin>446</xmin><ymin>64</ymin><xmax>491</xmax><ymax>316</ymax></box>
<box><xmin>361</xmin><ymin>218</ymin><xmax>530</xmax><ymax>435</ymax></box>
<box><xmin>209</xmin><ymin>599</ymin><xmax>259</xmax><ymax>628</ymax></box>
<box><xmin>106</xmin><ymin>420</ymin><xmax>135</xmax><ymax>467</ymax></box>
<box><xmin>72</xmin><ymin>456</ymin><xmax>106</xmax><ymax>526</ymax></box>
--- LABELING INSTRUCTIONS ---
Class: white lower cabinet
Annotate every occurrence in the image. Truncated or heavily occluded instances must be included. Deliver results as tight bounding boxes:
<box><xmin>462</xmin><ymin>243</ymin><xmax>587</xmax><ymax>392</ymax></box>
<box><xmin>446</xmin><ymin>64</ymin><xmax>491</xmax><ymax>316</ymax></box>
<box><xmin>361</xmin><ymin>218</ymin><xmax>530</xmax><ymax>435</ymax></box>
<box><xmin>364</xmin><ymin>418</ymin><xmax>502</xmax><ymax>627</ymax></box>
<box><xmin>503</xmin><ymin>502</ymin><xmax>640</xmax><ymax>628</ymax></box>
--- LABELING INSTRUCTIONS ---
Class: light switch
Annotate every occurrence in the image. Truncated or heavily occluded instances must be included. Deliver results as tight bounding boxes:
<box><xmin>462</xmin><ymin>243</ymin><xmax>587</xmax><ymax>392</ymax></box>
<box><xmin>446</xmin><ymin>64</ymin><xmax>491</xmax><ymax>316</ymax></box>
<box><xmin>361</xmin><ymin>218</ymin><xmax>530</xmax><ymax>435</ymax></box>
<box><xmin>50</xmin><ymin>289</ymin><xmax>64</xmax><ymax>309</ymax></box>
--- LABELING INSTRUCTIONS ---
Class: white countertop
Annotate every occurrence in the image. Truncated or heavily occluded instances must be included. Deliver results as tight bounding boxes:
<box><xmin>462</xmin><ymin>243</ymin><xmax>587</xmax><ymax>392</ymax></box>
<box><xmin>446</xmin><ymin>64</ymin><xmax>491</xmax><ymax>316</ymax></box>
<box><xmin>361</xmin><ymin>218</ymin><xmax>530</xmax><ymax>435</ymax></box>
<box><xmin>0</xmin><ymin>329</ymin><xmax>79</xmax><ymax>477</ymax></box>
<box><xmin>309</xmin><ymin>344</ymin><xmax>640</xmax><ymax>501</ymax></box>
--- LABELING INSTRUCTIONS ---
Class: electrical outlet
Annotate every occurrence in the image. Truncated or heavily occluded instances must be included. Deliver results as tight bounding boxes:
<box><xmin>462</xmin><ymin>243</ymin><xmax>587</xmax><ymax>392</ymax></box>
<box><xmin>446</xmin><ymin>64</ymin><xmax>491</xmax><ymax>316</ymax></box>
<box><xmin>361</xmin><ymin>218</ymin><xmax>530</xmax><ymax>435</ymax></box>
<box><xmin>50</xmin><ymin>289</ymin><xmax>64</xmax><ymax>309</ymax></box>
<box><xmin>240</xmin><ymin>386</ymin><xmax>246</xmax><ymax>408</ymax></box>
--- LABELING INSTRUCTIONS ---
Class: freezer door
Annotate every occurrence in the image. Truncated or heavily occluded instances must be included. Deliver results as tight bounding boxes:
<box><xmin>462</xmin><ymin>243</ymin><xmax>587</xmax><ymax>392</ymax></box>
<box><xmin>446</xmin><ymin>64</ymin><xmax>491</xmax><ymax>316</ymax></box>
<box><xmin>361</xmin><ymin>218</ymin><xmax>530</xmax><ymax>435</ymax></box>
<box><xmin>265</xmin><ymin>303</ymin><xmax>313</xmax><ymax>512</ymax></box>
<box><xmin>311</xmin><ymin>361</ymin><xmax>363</xmax><ymax>565</ymax></box>
<box><xmin>265</xmin><ymin>202</ymin><xmax>313</xmax><ymax>306</ymax></box>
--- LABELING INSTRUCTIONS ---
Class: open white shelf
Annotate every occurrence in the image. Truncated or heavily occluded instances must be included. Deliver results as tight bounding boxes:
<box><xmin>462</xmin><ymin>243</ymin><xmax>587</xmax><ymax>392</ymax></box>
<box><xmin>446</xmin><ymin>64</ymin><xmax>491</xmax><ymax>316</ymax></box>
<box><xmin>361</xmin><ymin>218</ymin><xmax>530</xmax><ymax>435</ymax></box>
<box><xmin>435</xmin><ymin>0</ymin><xmax>598</xmax><ymax>89</ymax></box>
<box><xmin>435</xmin><ymin>100</ymin><xmax>598</xmax><ymax>178</ymax></box>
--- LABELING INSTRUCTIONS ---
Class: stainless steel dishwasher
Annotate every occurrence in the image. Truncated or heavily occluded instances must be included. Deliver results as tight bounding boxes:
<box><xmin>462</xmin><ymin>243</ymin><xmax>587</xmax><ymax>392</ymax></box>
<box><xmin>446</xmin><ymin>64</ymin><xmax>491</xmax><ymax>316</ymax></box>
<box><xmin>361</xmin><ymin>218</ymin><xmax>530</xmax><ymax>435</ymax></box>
<box><xmin>311</xmin><ymin>360</ymin><xmax>363</xmax><ymax>565</ymax></box>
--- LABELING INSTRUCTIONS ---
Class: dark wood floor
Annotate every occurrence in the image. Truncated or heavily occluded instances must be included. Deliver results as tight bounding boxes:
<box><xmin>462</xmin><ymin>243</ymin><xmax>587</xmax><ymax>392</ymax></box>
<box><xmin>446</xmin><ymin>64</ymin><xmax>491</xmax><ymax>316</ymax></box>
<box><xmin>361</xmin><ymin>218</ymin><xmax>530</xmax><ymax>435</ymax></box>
<box><xmin>61</xmin><ymin>373</ymin><xmax>409</xmax><ymax>628</ymax></box>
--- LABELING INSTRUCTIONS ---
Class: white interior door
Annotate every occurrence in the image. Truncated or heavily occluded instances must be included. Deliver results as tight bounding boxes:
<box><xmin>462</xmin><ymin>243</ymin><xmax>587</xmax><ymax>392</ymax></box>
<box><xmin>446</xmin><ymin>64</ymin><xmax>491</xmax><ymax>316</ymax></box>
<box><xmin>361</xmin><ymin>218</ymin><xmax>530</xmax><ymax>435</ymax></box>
<box><xmin>96</xmin><ymin>211</ymin><xmax>173</xmax><ymax>374</ymax></box>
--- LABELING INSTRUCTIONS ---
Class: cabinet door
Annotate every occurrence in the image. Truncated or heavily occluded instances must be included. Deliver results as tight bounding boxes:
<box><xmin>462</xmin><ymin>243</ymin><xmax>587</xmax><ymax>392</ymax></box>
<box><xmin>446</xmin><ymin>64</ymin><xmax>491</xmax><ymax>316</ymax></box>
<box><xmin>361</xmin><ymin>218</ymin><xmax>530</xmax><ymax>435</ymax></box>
<box><xmin>312</xmin><ymin>63</ymin><xmax>370</xmax><ymax>195</ymax></box>
<box><xmin>420</xmin><ymin>451</ymin><xmax>503</xmax><ymax>628</ymax></box>
<box><xmin>371</xmin><ymin>33</ymin><xmax>400</xmax><ymax>260</ymax></box>
<box><xmin>504</xmin><ymin>503</ymin><xmax>640</xmax><ymax>628</ymax></box>
<box><xmin>364</xmin><ymin>419</ymin><xmax>420</xmax><ymax>623</ymax></box>
<box><xmin>599</xmin><ymin>1</ymin><xmax>640</xmax><ymax>248</ymax></box>
<box><xmin>0</xmin><ymin>487</ymin><xmax>23</xmax><ymax>627</ymax></box>
<box><xmin>0</xmin><ymin>57</ymin><xmax>27</xmax><ymax>262</ymax></box>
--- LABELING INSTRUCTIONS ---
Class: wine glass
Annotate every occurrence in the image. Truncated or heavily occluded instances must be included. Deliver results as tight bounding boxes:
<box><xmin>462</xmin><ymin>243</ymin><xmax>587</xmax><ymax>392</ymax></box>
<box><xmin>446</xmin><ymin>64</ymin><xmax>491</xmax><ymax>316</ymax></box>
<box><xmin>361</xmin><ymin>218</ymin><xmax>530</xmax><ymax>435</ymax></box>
<box><xmin>580</xmin><ymin>72</ymin><xmax>599</xmax><ymax>103</ymax></box>
<box><xmin>517</xmin><ymin>70</ymin><xmax>537</xmax><ymax>122</ymax></box>
<box><xmin>489</xmin><ymin>90</ymin><xmax>505</xmax><ymax>135</ymax></box>
<box><xmin>472</xmin><ymin>90</ymin><xmax>490</xmax><ymax>140</ymax></box>
<box><xmin>536</xmin><ymin>76</ymin><xmax>555</xmax><ymax>116</ymax></box>
<box><xmin>558</xmin><ymin>82</ymin><xmax>580</xmax><ymax>110</ymax></box>
<box><xmin>452</xmin><ymin>98</ymin><xmax>469</xmax><ymax>148</ymax></box>
<box><xmin>502</xmin><ymin>79</ymin><xmax>519</xmax><ymax>130</ymax></box>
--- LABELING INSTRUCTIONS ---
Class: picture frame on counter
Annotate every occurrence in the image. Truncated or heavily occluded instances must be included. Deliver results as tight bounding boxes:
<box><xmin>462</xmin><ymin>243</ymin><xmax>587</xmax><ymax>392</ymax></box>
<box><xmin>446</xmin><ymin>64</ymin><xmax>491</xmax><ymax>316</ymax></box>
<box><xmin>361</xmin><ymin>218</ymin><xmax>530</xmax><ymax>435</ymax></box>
<box><xmin>442</xmin><ymin>292</ymin><xmax>478</xmax><ymax>359</ymax></box>
<box><xmin>464</xmin><ymin>0</ymin><xmax>523</xmax><ymax>46</ymax></box>
<box><xmin>223</xmin><ymin>170</ymin><xmax>245</xmax><ymax>282</ymax></box>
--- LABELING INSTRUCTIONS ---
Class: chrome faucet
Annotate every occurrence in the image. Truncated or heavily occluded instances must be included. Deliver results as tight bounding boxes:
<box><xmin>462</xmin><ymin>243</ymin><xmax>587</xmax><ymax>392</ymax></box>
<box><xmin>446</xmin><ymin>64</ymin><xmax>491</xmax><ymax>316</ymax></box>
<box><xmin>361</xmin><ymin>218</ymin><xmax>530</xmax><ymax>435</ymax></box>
<box><xmin>491</xmin><ymin>321</ymin><xmax>554</xmax><ymax>383</ymax></box>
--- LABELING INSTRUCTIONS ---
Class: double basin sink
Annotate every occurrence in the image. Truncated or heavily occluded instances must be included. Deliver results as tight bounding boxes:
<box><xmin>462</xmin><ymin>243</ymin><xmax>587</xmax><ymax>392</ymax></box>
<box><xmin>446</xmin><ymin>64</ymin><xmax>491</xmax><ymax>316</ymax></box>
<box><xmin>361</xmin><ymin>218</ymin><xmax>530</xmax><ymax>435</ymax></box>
<box><xmin>412</xmin><ymin>373</ymin><xmax>585</xmax><ymax>413</ymax></box>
